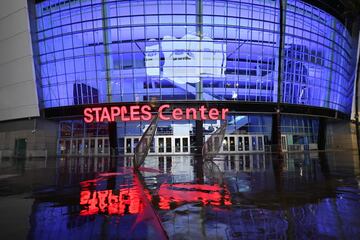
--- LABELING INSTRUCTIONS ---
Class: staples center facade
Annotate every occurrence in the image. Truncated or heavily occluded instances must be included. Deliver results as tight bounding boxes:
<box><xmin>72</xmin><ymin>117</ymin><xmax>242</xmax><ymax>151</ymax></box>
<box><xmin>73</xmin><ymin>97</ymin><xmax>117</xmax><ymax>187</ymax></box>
<box><xmin>0</xmin><ymin>0</ymin><xmax>358</xmax><ymax>157</ymax></box>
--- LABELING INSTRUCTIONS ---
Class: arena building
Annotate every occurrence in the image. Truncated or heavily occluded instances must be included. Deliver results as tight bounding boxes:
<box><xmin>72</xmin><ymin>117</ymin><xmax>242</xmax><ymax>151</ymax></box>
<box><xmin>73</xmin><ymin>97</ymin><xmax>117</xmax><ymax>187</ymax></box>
<box><xmin>0</xmin><ymin>0</ymin><xmax>359</xmax><ymax>157</ymax></box>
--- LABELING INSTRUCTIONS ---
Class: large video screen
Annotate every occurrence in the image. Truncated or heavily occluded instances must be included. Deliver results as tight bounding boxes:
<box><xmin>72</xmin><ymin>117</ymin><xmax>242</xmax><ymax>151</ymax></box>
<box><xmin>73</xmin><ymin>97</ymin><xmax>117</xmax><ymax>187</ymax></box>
<box><xmin>35</xmin><ymin>0</ymin><xmax>355</xmax><ymax>114</ymax></box>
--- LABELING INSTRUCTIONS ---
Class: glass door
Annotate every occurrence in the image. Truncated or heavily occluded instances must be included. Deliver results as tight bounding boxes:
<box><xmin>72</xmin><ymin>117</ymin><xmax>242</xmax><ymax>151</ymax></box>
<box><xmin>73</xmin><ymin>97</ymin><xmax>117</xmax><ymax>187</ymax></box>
<box><xmin>58</xmin><ymin>140</ymin><xmax>65</xmax><ymax>155</ymax></box>
<box><xmin>166</xmin><ymin>138</ymin><xmax>172</xmax><ymax>153</ymax></box>
<box><xmin>244</xmin><ymin>136</ymin><xmax>250</xmax><ymax>151</ymax></box>
<box><xmin>71</xmin><ymin>139</ymin><xmax>77</xmax><ymax>155</ymax></box>
<box><xmin>65</xmin><ymin>140</ymin><xmax>71</xmax><ymax>155</ymax></box>
<box><xmin>158</xmin><ymin>138</ymin><xmax>164</xmax><ymax>153</ymax></box>
<box><xmin>223</xmin><ymin>137</ymin><xmax>229</xmax><ymax>151</ymax></box>
<box><xmin>257</xmin><ymin>136</ymin><xmax>264</xmax><ymax>151</ymax></box>
<box><xmin>104</xmin><ymin>139</ymin><xmax>109</xmax><ymax>154</ymax></box>
<box><xmin>238</xmin><ymin>137</ymin><xmax>243</xmax><ymax>151</ymax></box>
<box><xmin>77</xmin><ymin>139</ymin><xmax>83</xmax><ymax>155</ymax></box>
<box><xmin>175</xmin><ymin>138</ymin><xmax>181</xmax><ymax>152</ymax></box>
<box><xmin>133</xmin><ymin>138</ymin><xmax>139</xmax><ymax>152</ymax></box>
<box><xmin>126</xmin><ymin>138</ymin><xmax>132</xmax><ymax>154</ymax></box>
<box><xmin>229</xmin><ymin>137</ymin><xmax>235</xmax><ymax>151</ymax></box>
<box><xmin>182</xmin><ymin>138</ymin><xmax>189</xmax><ymax>153</ymax></box>
<box><xmin>90</xmin><ymin>139</ymin><xmax>95</xmax><ymax>155</ymax></box>
<box><xmin>84</xmin><ymin>139</ymin><xmax>89</xmax><ymax>155</ymax></box>
<box><xmin>251</xmin><ymin>136</ymin><xmax>257</xmax><ymax>151</ymax></box>
<box><xmin>97</xmin><ymin>139</ymin><xmax>103</xmax><ymax>154</ymax></box>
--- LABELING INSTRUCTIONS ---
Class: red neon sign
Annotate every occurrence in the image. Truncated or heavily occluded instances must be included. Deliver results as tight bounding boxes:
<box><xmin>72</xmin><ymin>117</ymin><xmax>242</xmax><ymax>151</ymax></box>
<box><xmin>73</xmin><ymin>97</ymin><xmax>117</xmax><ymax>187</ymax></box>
<box><xmin>83</xmin><ymin>104</ymin><xmax>229</xmax><ymax>123</ymax></box>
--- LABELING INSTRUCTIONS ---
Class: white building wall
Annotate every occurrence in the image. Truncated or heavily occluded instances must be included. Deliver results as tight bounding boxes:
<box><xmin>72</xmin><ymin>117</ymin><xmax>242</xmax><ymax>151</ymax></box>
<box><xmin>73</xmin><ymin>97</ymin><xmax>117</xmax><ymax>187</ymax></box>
<box><xmin>0</xmin><ymin>0</ymin><xmax>39</xmax><ymax>121</ymax></box>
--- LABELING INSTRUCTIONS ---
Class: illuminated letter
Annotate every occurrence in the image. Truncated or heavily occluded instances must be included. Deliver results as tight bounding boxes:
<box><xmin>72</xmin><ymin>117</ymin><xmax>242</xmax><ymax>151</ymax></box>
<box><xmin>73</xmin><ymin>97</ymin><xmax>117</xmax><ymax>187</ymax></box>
<box><xmin>84</xmin><ymin>108</ymin><xmax>94</xmax><ymax>123</ymax></box>
<box><xmin>121</xmin><ymin>106</ymin><xmax>130</xmax><ymax>121</ymax></box>
<box><xmin>172</xmin><ymin>108</ymin><xmax>183</xmax><ymax>120</ymax></box>
<box><xmin>185</xmin><ymin>108</ymin><xmax>197</xmax><ymax>120</ymax></box>
<box><xmin>130</xmin><ymin>105</ymin><xmax>141</xmax><ymax>121</ymax></box>
<box><xmin>110</xmin><ymin>107</ymin><xmax>121</xmax><ymax>122</ymax></box>
<box><xmin>100</xmin><ymin>107</ymin><xmax>111</xmax><ymax>122</ymax></box>
<box><xmin>208</xmin><ymin>108</ymin><xmax>219</xmax><ymax>120</ymax></box>
<box><xmin>199</xmin><ymin>105</ymin><xmax>207</xmax><ymax>120</ymax></box>
<box><xmin>221</xmin><ymin>108</ymin><xmax>229</xmax><ymax>120</ymax></box>
<box><xmin>141</xmin><ymin>105</ymin><xmax>152</xmax><ymax>121</ymax></box>
<box><xmin>159</xmin><ymin>104</ymin><xmax>170</xmax><ymax>120</ymax></box>
<box><xmin>92</xmin><ymin>107</ymin><xmax>102</xmax><ymax>122</ymax></box>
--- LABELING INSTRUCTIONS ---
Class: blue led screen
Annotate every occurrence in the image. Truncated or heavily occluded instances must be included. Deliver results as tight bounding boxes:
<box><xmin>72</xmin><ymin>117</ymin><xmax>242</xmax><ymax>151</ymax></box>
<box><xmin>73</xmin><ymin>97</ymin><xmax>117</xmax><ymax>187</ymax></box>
<box><xmin>34</xmin><ymin>0</ymin><xmax>356</xmax><ymax>114</ymax></box>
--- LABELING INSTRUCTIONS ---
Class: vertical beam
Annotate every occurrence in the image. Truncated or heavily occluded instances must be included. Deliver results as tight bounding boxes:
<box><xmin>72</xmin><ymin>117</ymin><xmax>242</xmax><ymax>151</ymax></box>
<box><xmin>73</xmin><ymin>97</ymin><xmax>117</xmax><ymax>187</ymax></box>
<box><xmin>102</xmin><ymin>1</ymin><xmax>117</xmax><ymax>155</ymax></box>
<box><xmin>101</xmin><ymin>0</ymin><xmax>112</xmax><ymax>102</ymax></box>
<box><xmin>108</xmin><ymin>122</ymin><xmax>118</xmax><ymax>156</ymax></box>
<box><xmin>195</xmin><ymin>119</ymin><xmax>204</xmax><ymax>154</ymax></box>
<box><xmin>195</xmin><ymin>0</ymin><xmax>204</xmax><ymax>154</ymax></box>
<box><xmin>325</xmin><ymin>18</ymin><xmax>337</xmax><ymax>108</ymax></box>
<box><xmin>277</xmin><ymin>0</ymin><xmax>286</xmax><ymax>105</ymax></box>
<box><xmin>271</xmin><ymin>113</ymin><xmax>280</xmax><ymax>151</ymax></box>
<box><xmin>318</xmin><ymin>118</ymin><xmax>327</xmax><ymax>150</ymax></box>
<box><xmin>196</xmin><ymin>0</ymin><xmax>203</xmax><ymax>100</ymax></box>
<box><xmin>273</xmin><ymin>0</ymin><xmax>286</xmax><ymax>153</ymax></box>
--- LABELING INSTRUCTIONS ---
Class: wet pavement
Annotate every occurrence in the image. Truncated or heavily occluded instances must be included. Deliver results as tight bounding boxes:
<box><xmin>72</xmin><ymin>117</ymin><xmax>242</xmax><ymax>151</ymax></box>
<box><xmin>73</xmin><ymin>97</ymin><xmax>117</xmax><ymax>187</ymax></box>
<box><xmin>0</xmin><ymin>152</ymin><xmax>359</xmax><ymax>239</ymax></box>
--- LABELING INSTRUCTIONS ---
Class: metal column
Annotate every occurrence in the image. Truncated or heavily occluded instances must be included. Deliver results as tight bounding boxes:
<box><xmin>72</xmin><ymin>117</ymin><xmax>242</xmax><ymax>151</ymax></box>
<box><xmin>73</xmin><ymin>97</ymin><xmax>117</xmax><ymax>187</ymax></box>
<box><xmin>272</xmin><ymin>0</ymin><xmax>287</xmax><ymax>153</ymax></box>
<box><xmin>195</xmin><ymin>0</ymin><xmax>204</xmax><ymax>154</ymax></box>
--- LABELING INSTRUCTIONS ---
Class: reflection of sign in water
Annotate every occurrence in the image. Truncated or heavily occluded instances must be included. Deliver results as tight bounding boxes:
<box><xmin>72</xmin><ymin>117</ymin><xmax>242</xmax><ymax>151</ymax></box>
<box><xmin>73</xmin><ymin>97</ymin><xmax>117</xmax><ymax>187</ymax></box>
<box><xmin>80</xmin><ymin>183</ymin><xmax>231</xmax><ymax>215</ymax></box>
<box><xmin>157</xmin><ymin>183</ymin><xmax>231</xmax><ymax>210</ymax></box>
<box><xmin>145</xmin><ymin>34</ymin><xmax>226</xmax><ymax>84</ymax></box>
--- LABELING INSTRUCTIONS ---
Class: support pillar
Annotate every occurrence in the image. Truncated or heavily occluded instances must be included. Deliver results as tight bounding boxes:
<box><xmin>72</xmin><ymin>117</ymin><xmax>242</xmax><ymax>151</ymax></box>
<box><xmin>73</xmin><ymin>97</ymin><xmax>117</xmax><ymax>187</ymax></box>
<box><xmin>271</xmin><ymin>112</ymin><xmax>282</xmax><ymax>153</ymax></box>
<box><xmin>318</xmin><ymin>118</ymin><xmax>327</xmax><ymax>150</ymax></box>
<box><xmin>108</xmin><ymin>122</ymin><xmax>118</xmax><ymax>156</ymax></box>
<box><xmin>195</xmin><ymin>119</ymin><xmax>204</xmax><ymax>154</ymax></box>
<box><xmin>272</xmin><ymin>0</ymin><xmax>286</xmax><ymax>154</ymax></box>
<box><xmin>195</xmin><ymin>0</ymin><xmax>204</xmax><ymax>155</ymax></box>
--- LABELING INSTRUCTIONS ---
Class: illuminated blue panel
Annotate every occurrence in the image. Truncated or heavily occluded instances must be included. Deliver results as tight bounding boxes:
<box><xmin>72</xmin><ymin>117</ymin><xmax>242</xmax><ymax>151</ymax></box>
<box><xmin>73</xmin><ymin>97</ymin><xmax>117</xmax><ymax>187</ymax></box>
<box><xmin>34</xmin><ymin>0</ymin><xmax>355</xmax><ymax>114</ymax></box>
<box><xmin>283</xmin><ymin>0</ymin><xmax>355</xmax><ymax>113</ymax></box>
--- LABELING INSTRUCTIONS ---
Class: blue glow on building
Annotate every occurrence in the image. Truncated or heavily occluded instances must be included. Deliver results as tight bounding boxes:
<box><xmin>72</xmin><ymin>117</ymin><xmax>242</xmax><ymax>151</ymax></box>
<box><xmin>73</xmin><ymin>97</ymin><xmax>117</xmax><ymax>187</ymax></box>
<box><xmin>34</xmin><ymin>0</ymin><xmax>355</xmax><ymax>114</ymax></box>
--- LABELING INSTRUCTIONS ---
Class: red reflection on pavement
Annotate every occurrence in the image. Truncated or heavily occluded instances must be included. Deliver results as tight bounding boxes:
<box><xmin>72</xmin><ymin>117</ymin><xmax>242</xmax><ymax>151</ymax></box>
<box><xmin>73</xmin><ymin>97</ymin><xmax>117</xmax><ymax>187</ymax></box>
<box><xmin>157</xmin><ymin>183</ymin><xmax>232</xmax><ymax>210</ymax></box>
<box><xmin>80</xmin><ymin>182</ymin><xmax>231</xmax><ymax>215</ymax></box>
<box><xmin>80</xmin><ymin>187</ymin><xmax>148</xmax><ymax>216</ymax></box>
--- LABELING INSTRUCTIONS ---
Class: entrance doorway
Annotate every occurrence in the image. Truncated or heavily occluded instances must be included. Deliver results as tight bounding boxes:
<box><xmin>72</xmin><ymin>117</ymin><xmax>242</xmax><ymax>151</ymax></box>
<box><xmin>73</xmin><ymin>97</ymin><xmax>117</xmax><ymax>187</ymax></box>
<box><xmin>58</xmin><ymin>137</ymin><xmax>110</xmax><ymax>156</ymax></box>
<box><xmin>15</xmin><ymin>139</ymin><xmax>27</xmax><ymax>157</ymax></box>
<box><xmin>124</xmin><ymin>136</ymin><xmax>190</xmax><ymax>155</ymax></box>
<box><xmin>219</xmin><ymin>135</ymin><xmax>265</xmax><ymax>153</ymax></box>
